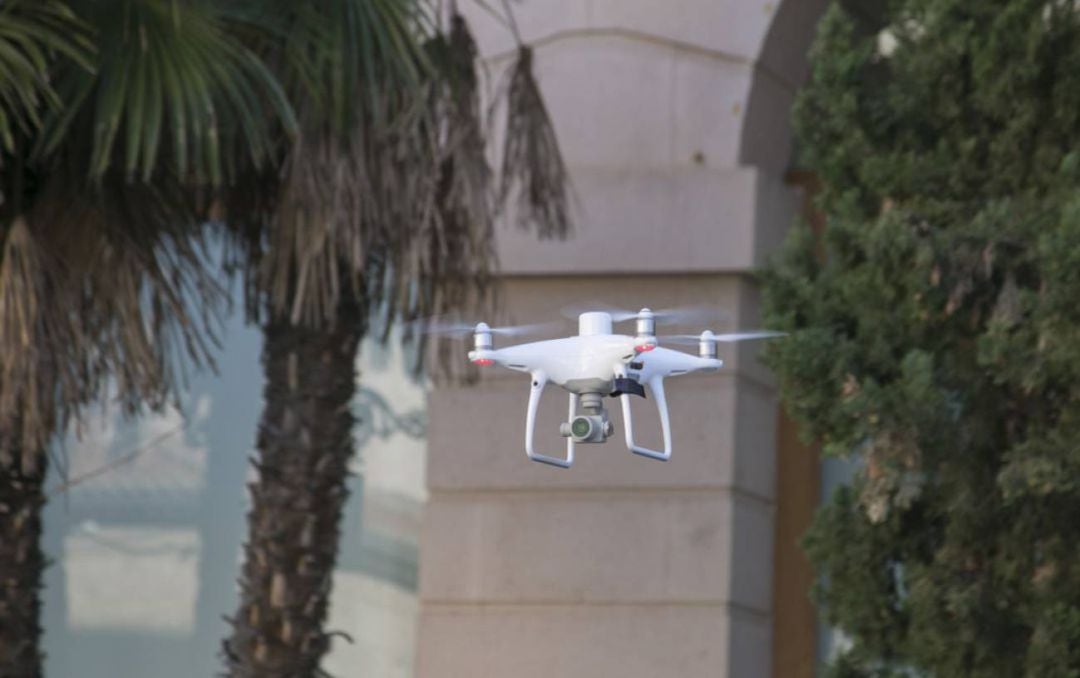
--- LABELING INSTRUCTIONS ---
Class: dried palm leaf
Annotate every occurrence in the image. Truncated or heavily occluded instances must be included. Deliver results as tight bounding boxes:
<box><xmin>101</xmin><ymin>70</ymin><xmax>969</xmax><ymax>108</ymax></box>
<box><xmin>0</xmin><ymin>168</ymin><xmax>225</xmax><ymax>461</ymax></box>
<box><xmin>225</xmin><ymin>4</ymin><xmax>498</xmax><ymax>337</ymax></box>
<box><xmin>497</xmin><ymin>44</ymin><xmax>571</xmax><ymax>240</ymax></box>
<box><xmin>0</xmin><ymin>0</ymin><xmax>288</xmax><ymax>460</ymax></box>
<box><xmin>221</xmin><ymin>4</ymin><xmax>569</xmax><ymax>385</ymax></box>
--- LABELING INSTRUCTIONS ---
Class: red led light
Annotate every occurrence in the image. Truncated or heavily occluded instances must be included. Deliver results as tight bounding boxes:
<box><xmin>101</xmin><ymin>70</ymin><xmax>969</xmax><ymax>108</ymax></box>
<box><xmin>473</xmin><ymin>358</ymin><xmax>495</xmax><ymax>366</ymax></box>
<box><xmin>635</xmin><ymin>343</ymin><xmax>656</xmax><ymax>353</ymax></box>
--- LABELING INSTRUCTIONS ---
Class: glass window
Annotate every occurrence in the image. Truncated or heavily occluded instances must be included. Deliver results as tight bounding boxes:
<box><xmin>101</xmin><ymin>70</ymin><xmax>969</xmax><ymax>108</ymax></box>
<box><xmin>43</xmin><ymin>308</ymin><xmax>426</xmax><ymax>678</ymax></box>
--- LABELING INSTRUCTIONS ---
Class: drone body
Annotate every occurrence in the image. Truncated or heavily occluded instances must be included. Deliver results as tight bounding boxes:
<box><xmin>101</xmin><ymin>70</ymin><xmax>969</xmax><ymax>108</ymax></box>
<box><xmin>460</xmin><ymin>308</ymin><xmax>780</xmax><ymax>469</ymax></box>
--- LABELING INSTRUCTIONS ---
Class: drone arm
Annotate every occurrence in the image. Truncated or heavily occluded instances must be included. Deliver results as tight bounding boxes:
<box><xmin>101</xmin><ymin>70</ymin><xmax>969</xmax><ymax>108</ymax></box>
<box><xmin>620</xmin><ymin>376</ymin><xmax>672</xmax><ymax>461</ymax></box>
<box><xmin>525</xmin><ymin>372</ymin><xmax>576</xmax><ymax>468</ymax></box>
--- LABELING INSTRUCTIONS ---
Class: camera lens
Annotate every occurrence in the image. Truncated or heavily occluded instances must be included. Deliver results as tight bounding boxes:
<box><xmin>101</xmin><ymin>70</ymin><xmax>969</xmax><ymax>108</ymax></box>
<box><xmin>570</xmin><ymin>417</ymin><xmax>593</xmax><ymax>439</ymax></box>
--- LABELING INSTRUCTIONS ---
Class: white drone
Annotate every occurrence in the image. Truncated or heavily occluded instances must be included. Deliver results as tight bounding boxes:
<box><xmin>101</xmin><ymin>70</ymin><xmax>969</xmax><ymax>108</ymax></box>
<box><xmin>426</xmin><ymin>306</ymin><xmax>783</xmax><ymax>468</ymax></box>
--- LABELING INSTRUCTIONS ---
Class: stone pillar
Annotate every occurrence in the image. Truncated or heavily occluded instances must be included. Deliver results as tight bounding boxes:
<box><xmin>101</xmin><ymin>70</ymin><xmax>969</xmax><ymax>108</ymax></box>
<box><xmin>416</xmin><ymin>2</ymin><xmax>825</xmax><ymax>676</ymax></box>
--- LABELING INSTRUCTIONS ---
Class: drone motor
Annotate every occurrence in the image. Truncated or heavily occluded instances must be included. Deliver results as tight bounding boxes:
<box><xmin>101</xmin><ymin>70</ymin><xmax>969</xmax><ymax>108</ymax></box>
<box><xmin>633</xmin><ymin>308</ymin><xmax>658</xmax><ymax>353</ymax></box>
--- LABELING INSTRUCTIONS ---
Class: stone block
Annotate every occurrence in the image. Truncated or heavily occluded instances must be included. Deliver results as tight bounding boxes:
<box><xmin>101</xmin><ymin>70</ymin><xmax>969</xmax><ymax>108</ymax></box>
<box><xmin>460</xmin><ymin>0</ymin><xmax>592</xmax><ymax>60</ymax></box>
<box><xmin>671</xmin><ymin>48</ymin><xmax>753</xmax><ymax>170</ymax></box>
<box><xmin>728</xmin><ymin>608</ymin><xmax>774</xmax><ymax>678</ymax></box>
<box><xmin>495</xmin><ymin>166</ymin><xmax>794</xmax><ymax>275</ymax></box>
<box><xmin>733</xmin><ymin>378</ymin><xmax>779</xmax><ymax>501</ymax></box>
<box><xmin>528</xmin><ymin>36</ymin><xmax>678</xmax><ymax>169</ymax></box>
<box><xmin>589</xmin><ymin>0</ymin><xmax>777</xmax><ymax>66</ymax></box>
<box><xmin>740</xmin><ymin>71</ymin><xmax>800</xmax><ymax>174</ymax></box>
<box><xmin>419</xmin><ymin>489</ymin><xmax>774</xmax><ymax>616</ymax></box>
<box><xmin>416</xmin><ymin>604</ymin><xmax>731</xmax><ymax>678</ymax></box>
<box><xmin>729</xmin><ymin>494</ymin><xmax>776</xmax><ymax>613</ymax></box>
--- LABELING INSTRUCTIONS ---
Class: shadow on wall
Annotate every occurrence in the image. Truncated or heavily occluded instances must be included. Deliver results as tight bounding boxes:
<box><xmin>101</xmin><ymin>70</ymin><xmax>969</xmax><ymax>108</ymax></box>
<box><xmin>41</xmin><ymin>301</ymin><xmax>428</xmax><ymax>678</ymax></box>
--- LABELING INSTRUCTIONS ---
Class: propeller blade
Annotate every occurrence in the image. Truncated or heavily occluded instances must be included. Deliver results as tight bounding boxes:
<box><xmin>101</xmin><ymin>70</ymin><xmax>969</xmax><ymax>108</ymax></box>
<box><xmin>657</xmin><ymin>335</ymin><xmax>701</xmax><ymax>346</ymax></box>
<box><xmin>711</xmin><ymin>331</ymin><xmax>787</xmax><ymax>342</ymax></box>
<box><xmin>561</xmin><ymin>302</ymin><xmax>730</xmax><ymax>325</ymax></box>
<box><xmin>489</xmin><ymin>322</ymin><xmax>563</xmax><ymax>337</ymax></box>
<box><xmin>410</xmin><ymin>318</ymin><xmax>560</xmax><ymax>339</ymax></box>
<box><xmin>648</xmin><ymin>305</ymin><xmax>730</xmax><ymax>326</ymax></box>
<box><xmin>660</xmin><ymin>331</ymin><xmax>787</xmax><ymax>344</ymax></box>
<box><xmin>411</xmin><ymin>321</ymin><xmax>467</xmax><ymax>337</ymax></box>
<box><xmin>560</xmin><ymin>302</ymin><xmax>638</xmax><ymax>322</ymax></box>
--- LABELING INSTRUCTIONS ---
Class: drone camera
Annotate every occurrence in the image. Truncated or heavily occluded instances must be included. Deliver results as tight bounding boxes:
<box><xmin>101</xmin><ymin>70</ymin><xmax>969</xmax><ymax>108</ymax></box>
<box><xmin>560</xmin><ymin>414</ymin><xmax>613</xmax><ymax>443</ymax></box>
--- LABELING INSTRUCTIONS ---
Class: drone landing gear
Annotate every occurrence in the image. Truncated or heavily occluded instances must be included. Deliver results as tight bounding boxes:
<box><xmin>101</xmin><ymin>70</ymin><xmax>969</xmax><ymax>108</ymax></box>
<box><xmin>525</xmin><ymin>373</ymin><xmax>576</xmax><ymax>468</ymax></box>
<box><xmin>525</xmin><ymin>372</ymin><xmax>672</xmax><ymax>468</ymax></box>
<box><xmin>526</xmin><ymin>377</ymin><xmax>618</xmax><ymax>468</ymax></box>
<box><xmin>619</xmin><ymin>376</ymin><xmax>672</xmax><ymax>461</ymax></box>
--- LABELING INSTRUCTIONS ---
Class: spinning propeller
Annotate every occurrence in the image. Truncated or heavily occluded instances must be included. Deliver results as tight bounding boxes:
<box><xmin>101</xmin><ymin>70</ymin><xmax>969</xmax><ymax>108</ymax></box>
<box><xmin>561</xmin><ymin>302</ymin><xmax>728</xmax><ymax>326</ymax></box>
<box><xmin>660</xmin><ymin>331</ymin><xmax>787</xmax><ymax>344</ymax></box>
<box><xmin>412</xmin><ymin>317</ymin><xmax>559</xmax><ymax>367</ymax></box>
<box><xmin>660</xmin><ymin>330</ymin><xmax>787</xmax><ymax>358</ymax></box>
<box><xmin>412</xmin><ymin>318</ymin><xmax>558</xmax><ymax>338</ymax></box>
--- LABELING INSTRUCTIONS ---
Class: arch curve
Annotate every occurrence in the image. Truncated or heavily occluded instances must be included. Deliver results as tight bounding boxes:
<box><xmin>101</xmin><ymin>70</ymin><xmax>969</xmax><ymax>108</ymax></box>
<box><xmin>739</xmin><ymin>0</ymin><xmax>830</xmax><ymax>172</ymax></box>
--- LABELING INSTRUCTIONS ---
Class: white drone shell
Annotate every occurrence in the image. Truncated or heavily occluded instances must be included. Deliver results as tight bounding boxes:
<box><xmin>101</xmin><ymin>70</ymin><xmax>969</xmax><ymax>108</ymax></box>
<box><xmin>466</xmin><ymin>310</ymin><xmax>729</xmax><ymax>468</ymax></box>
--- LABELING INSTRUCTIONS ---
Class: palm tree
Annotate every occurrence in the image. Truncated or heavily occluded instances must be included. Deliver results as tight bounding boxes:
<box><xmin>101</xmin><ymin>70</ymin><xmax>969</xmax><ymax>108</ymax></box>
<box><xmin>218</xmin><ymin>2</ymin><xmax>568</xmax><ymax>674</ymax></box>
<box><xmin>0</xmin><ymin>1</ymin><xmax>292</xmax><ymax>674</ymax></box>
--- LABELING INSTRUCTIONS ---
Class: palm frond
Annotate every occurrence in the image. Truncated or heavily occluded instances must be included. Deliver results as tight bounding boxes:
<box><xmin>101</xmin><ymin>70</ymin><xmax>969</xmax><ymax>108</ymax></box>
<box><xmin>222</xmin><ymin>4</ymin><xmax>568</xmax><ymax>383</ymax></box>
<box><xmin>287</xmin><ymin>12</ymin><xmax>499</xmax><ymax>327</ymax></box>
<box><xmin>232</xmin><ymin>0</ymin><xmax>432</xmax><ymax>138</ymax></box>
<box><xmin>0</xmin><ymin>165</ymin><xmax>225</xmax><ymax>458</ymax></box>
<box><xmin>497</xmin><ymin>44</ymin><xmax>571</xmax><ymax>240</ymax></box>
<box><xmin>0</xmin><ymin>0</ymin><xmax>242</xmax><ymax>480</ymax></box>
<box><xmin>0</xmin><ymin>0</ymin><xmax>93</xmax><ymax>152</ymax></box>
<box><xmin>39</xmin><ymin>0</ymin><xmax>295</xmax><ymax>184</ymax></box>
<box><xmin>224</xmin><ymin>1</ymin><xmax>483</xmax><ymax>329</ymax></box>
<box><xmin>401</xmin><ymin>11</ymin><xmax>497</xmax><ymax>333</ymax></box>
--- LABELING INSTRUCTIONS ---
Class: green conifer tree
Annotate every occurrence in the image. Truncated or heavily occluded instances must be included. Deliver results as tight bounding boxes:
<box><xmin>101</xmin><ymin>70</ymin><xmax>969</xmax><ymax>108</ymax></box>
<box><xmin>764</xmin><ymin>1</ymin><xmax>1080</xmax><ymax>675</ymax></box>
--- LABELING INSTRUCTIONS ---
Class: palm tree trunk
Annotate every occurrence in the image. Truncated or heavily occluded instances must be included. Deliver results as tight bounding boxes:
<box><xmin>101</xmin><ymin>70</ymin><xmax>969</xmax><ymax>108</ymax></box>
<box><xmin>0</xmin><ymin>442</ymin><xmax>47</xmax><ymax>678</ymax></box>
<box><xmin>223</xmin><ymin>296</ymin><xmax>364</xmax><ymax>678</ymax></box>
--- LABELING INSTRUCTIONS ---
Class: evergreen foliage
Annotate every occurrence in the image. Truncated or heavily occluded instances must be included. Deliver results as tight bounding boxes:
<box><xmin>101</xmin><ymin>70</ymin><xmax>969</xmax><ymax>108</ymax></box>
<box><xmin>763</xmin><ymin>1</ymin><xmax>1080</xmax><ymax>675</ymax></box>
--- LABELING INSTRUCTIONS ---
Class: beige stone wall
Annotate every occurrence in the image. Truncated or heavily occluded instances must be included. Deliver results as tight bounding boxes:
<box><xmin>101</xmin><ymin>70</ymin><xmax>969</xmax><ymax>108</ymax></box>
<box><xmin>416</xmin><ymin>2</ymin><xmax>826</xmax><ymax>676</ymax></box>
